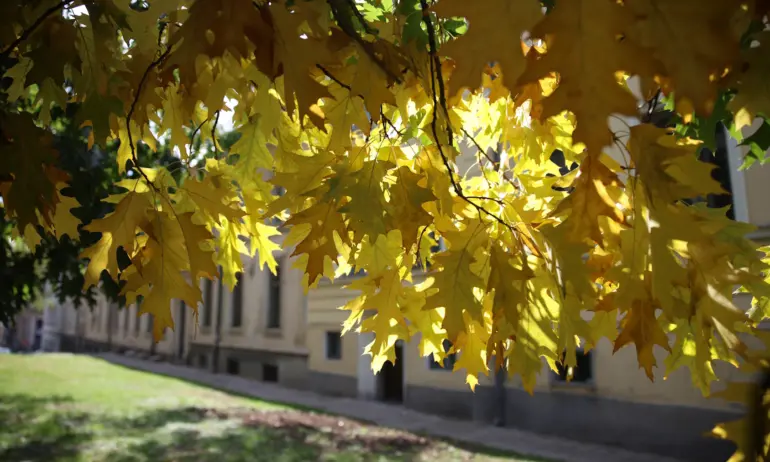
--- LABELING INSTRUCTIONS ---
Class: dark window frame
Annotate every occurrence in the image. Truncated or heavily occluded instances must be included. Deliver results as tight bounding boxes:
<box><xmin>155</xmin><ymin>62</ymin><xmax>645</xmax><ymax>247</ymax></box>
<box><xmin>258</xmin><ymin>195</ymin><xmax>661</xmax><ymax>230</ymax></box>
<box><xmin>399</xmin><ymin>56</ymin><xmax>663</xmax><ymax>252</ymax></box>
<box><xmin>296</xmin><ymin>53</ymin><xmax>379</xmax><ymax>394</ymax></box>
<box><xmin>325</xmin><ymin>331</ymin><xmax>342</xmax><ymax>360</ymax></box>
<box><xmin>263</xmin><ymin>363</ymin><xmax>279</xmax><ymax>382</ymax></box>
<box><xmin>553</xmin><ymin>347</ymin><xmax>593</xmax><ymax>384</ymax></box>
<box><xmin>203</xmin><ymin>278</ymin><xmax>213</xmax><ymax>327</ymax></box>
<box><xmin>232</xmin><ymin>273</ymin><xmax>243</xmax><ymax>328</ymax></box>
<box><xmin>267</xmin><ymin>265</ymin><xmax>281</xmax><ymax>329</ymax></box>
<box><xmin>226</xmin><ymin>358</ymin><xmax>240</xmax><ymax>375</ymax></box>
<box><xmin>429</xmin><ymin>339</ymin><xmax>457</xmax><ymax>370</ymax></box>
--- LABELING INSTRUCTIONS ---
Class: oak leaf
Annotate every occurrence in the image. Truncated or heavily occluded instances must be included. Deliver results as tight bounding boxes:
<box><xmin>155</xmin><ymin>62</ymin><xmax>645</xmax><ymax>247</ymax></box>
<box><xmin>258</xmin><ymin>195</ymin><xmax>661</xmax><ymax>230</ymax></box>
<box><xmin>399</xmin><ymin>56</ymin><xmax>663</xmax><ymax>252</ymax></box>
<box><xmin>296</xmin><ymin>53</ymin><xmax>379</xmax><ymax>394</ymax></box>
<box><xmin>80</xmin><ymin>191</ymin><xmax>153</xmax><ymax>289</ymax></box>
<box><xmin>519</xmin><ymin>0</ymin><xmax>653</xmax><ymax>154</ymax></box>
<box><xmin>432</xmin><ymin>0</ymin><xmax>542</xmax><ymax>95</ymax></box>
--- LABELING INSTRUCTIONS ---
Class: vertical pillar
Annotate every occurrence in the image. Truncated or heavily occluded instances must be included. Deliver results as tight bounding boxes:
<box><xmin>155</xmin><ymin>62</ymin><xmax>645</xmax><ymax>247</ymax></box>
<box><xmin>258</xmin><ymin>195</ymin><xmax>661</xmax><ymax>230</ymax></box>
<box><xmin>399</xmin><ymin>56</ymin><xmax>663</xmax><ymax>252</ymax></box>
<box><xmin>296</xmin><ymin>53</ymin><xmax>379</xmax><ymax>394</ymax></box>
<box><xmin>357</xmin><ymin>331</ymin><xmax>378</xmax><ymax>400</ymax></box>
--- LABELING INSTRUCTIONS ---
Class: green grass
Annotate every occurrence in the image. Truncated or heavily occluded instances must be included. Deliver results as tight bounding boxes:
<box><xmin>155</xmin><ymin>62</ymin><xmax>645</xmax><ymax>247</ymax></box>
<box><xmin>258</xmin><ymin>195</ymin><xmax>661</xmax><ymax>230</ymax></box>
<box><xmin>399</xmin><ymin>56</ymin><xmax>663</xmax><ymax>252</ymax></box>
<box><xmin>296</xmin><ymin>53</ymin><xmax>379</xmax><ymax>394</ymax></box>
<box><xmin>0</xmin><ymin>354</ymin><xmax>544</xmax><ymax>462</ymax></box>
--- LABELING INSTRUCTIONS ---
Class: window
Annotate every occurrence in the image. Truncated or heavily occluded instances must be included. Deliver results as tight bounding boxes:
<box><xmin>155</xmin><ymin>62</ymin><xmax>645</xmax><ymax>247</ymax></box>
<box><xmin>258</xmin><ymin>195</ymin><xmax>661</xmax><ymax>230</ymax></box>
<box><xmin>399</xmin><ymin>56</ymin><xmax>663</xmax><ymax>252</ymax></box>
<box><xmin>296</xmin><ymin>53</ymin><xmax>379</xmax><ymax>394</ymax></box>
<box><xmin>554</xmin><ymin>348</ymin><xmax>593</xmax><ymax>383</ymax></box>
<box><xmin>146</xmin><ymin>314</ymin><xmax>153</xmax><ymax>333</ymax></box>
<box><xmin>226</xmin><ymin>358</ymin><xmax>240</xmax><ymax>375</ymax></box>
<box><xmin>198</xmin><ymin>354</ymin><xmax>208</xmax><ymax>369</ymax></box>
<box><xmin>232</xmin><ymin>273</ymin><xmax>243</xmax><ymax>328</ymax></box>
<box><xmin>91</xmin><ymin>307</ymin><xmax>99</xmax><ymax>330</ymax></box>
<box><xmin>429</xmin><ymin>340</ymin><xmax>457</xmax><ymax>370</ymax></box>
<box><xmin>203</xmin><ymin>279</ymin><xmax>213</xmax><ymax>327</ymax></box>
<box><xmin>263</xmin><ymin>363</ymin><xmax>278</xmax><ymax>382</ymax></box>
<box><xmin>325</xmin><ymin>331</ymin><xmax>342</xmax><ymax>360</ymax></box>
<box><xmin>267</xmin><ymin>265</ymin><xmax>281</xmax><ymax>329</ymax></box>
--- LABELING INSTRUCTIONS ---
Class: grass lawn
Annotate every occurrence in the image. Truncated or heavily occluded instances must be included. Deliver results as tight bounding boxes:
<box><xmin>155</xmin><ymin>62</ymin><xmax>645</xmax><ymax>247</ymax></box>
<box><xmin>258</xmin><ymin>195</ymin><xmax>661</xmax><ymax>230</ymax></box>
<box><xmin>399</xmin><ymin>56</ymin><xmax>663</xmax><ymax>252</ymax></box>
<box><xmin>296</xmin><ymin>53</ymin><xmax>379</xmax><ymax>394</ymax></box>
<box><xmin>0</xmin><ymin>354</ymin><xmax>544</xmax><ymax>462</ymax></box>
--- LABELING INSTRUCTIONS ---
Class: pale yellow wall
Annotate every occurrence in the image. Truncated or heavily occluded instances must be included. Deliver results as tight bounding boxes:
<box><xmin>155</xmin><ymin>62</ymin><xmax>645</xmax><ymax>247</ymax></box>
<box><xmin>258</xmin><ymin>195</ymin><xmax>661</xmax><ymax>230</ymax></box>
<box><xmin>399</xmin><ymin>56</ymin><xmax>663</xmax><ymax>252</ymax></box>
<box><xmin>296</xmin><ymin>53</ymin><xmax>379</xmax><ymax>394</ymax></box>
<box><xmin>307</xmin><ymin>283</ymin><xmax>360</xmax><ymax>376</ymax></box>
<box><xmin>216</xmin><ymin>253</ymin><xmax>307</xmax><ymax>355</ymax></box>
<box><xmin>404</xmin><ymin>335</ymin><xmax>471</xmax><ymax>392</ymax></box>
<box><xmin>83</xmin><ymin>294</ymin><xmax>108</xmax><ymax>343</ymax></box>
<box><xmin>189</xmin><ymin>276</ymin><xmax>218</xmax><ymax>346</ymax></box>
<box><xmin>307</xmin><ymin>324</ymin><xmax>358</xmax><ymax>376</ymax></box>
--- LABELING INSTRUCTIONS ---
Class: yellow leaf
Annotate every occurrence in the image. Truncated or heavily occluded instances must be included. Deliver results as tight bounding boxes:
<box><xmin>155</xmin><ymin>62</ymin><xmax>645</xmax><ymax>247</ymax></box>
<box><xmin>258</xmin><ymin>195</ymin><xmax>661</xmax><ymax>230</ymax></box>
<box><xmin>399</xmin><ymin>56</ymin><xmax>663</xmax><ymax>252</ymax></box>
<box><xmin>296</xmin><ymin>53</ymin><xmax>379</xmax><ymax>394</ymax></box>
<box><xmin>453</xmin><ymin>318</ymin><xmax>490</xmax><ymax>391</ymax></box>
<box><xmin>432</xmin><ymin>0</ymin><xmax>542</xmax><ymax>95</ymax></box>
<box><xmin>285</xmin><ymin>200</ymin><xmax>349</xmax><ymax>287</ymax></box>
<box><xmin>356</xmin><ymin>230</ymin><xmax>403</xmax><ymax>277</ymax></box>
<box><xmin>80</xmin><ymin>191</ymin><xmax>153</xmax><ymax>289</ymax></box>
<box><xmin>626</xmin><ymin>0</ymin><xmax>743</xmax><ymax>114</ymax></box>
<box><xmin>229</xmin><ymin>115</ymin><xmax>275</xmax><ymax>176</ymax></box>
<box><xmin>51</xmin><ymin>185</ymin><xmax>81</xmax><ymax>241</ymax></box>
<box><xmin>613</xmin><ymin>292</ymin><xmax>671</xmax><ymax>381</ymax></box>
<box><xmin>423</xmin><ymin>219</ymin><xmax>488</xmax><ymax>341</ymax></box>
<box><xmin>550</xmin><ymin>155</ymin><xmax>625</xmax><ymax>245</ymax></box>
<box><xmin>519</xmin><ymin>0</ymin><xmax>654</xmax><ymax>154</ymax></box>
<box><xmin>176</xmin><ymin>212</ymin><xmax>218</xmax><ymax>281</ymax></box>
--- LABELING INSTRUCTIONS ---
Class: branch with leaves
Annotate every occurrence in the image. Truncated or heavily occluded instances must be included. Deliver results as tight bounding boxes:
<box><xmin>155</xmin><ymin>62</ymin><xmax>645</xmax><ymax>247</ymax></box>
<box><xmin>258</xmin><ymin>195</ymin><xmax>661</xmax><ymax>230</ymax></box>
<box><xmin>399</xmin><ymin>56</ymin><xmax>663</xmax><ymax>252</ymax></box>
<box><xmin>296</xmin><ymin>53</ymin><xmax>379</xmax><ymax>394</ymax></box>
<box><xmin>1</xmin><ymin>1</ymin><xmax>770</xmax><ymax>457</ymax></box>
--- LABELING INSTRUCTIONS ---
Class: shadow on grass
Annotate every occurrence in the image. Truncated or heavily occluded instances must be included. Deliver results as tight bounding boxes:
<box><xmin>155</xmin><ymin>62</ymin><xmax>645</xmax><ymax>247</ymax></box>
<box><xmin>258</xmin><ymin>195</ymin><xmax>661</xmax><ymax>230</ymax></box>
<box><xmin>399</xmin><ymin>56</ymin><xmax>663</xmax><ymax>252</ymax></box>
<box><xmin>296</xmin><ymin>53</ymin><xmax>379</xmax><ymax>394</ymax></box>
<box><xmin>0</xmin><ymin>395</ymin><xmax>90</xmax><ymax>461</ymax></box>
<box><xmin>90</xmin><ymin>355</ymin><xmax>545</xmax><ymax>461</ymax></box>
<box><xmin>0</xmin><ymin>394</ymin><xmax>440</xmax><ymax>462</ymax></box>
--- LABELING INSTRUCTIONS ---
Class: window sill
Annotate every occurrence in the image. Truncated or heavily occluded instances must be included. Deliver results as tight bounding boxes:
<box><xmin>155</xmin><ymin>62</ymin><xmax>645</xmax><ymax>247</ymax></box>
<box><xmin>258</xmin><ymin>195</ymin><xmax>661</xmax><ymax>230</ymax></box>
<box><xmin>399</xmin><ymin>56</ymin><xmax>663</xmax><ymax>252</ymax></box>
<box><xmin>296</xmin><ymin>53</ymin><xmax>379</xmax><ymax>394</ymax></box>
<box><xmin>264</xmin><ymin>328</ymin><xmax>282</xmax><ymax>338</ymax></box>
<box><xmin>549</xmin><ymin>381</ymin><xmax>596</xmax><ymax>394</ymax></box>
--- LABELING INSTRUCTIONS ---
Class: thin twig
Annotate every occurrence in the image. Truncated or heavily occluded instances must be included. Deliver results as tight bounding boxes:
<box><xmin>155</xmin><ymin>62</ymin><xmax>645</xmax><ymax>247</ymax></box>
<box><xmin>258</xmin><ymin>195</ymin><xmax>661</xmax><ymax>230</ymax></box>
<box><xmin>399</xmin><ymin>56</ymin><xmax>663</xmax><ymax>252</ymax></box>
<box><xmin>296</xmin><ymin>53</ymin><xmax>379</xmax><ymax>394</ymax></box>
<box><xmin>381</xmin><ymin>110</ymin><xmax>404</xmax><ymax>137</ymax></box>
<box><xmin>327</xmin><ymin>0</ymin><xmax>402</xmax><ymax>84</ymax></box>
<box><xmin>460</xmin><ymin>127</ymin><xmax>521</xmax><ymax>192</ymax></box>
<box><xmin>317</xmin><ymin>64</ymin><xmax>354</xmax><ymax>92</ymax></box>
<box><xmin>419</xmin><ymin>0</ymin><xmax>516</xmax><ymax>234</ymax></box>
<box><xmin>0</xmin><ymin>0</ymin><xmax>75</xmax><ymax>59</ymax></box>
<box><xmin>125</xmin><ymin>39</ymin><xmax>173</xmax><ymax>187</ymax></box>
<box><xmin>185</xmin><ymin>115</ymin><xmax>212</xmax><ymax>168</ymax></box>
<box><xmin>211</xmin><ymin>110</ymin><xmax>221</xmax><ymax>159</ymax></box>
<box><xmin>415</xmin><ymin>224</ymin><xmax>431</xmax><ymax>270</ymax></box>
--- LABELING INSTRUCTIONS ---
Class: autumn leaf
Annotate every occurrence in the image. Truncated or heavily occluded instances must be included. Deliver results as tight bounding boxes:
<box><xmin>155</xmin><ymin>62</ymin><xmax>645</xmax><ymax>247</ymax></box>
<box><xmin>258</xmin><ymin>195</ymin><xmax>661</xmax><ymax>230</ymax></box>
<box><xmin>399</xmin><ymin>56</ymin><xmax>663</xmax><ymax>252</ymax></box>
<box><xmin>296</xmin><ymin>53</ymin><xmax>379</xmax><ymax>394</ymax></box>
<box><xmin>387</xmin><ymin>166</ymin><xmax>436</xmax><ymax>250</ymax></box>
<box><xmin>80</xmin><ymin>190</ymin><xmax>153</xmax><ymax>289</ymax></box>
<box><xmin>519</xmin><ymin>0</ymin><xmax>654</xmax><ymax>155</ymax></box>
<box><xmin>432</xmin><ymin>0</ymin><xmax>542</xmax><ymax>95</ymax></box>
<box><xmin>285</xmin><ymin>200</ymin><xmax>349</xmax><ymax>287</ymax></box>
<box><xmin>423</xmin><ymin>219</ymin><xmax>488</xmax><ymax>341</ymax></box>
<box><xmin>626</xmin><ymin>0</ymin><xmax>744</xmax><ymax>114</ymax></box>
<box><xmin>613</xmin><ymin>288</ymin><xmax>671</xmax><ymax>381</ymax></box>
<box><xmin>550</xmin><ymin>155</ymin><xmax>625</xmax><ymax>244</ymax></box>
<box><xmin>6</xmin><ymin>5</ymin><xmax>770</xmax><ymax>451</ymax></box>
<box><xmin>728</xmin><ymin>31</ymin><xmax>770</xmax><ymax>127</ymax></box>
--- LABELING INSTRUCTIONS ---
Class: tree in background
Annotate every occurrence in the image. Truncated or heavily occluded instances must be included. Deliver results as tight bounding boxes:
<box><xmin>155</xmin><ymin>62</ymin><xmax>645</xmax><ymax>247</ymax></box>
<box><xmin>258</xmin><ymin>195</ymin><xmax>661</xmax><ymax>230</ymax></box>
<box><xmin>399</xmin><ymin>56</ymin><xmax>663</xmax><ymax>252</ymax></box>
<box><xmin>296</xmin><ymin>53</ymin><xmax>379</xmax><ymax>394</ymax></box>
<box><xmin>2</xmin><ymin>0</ymin><xmax>770</xmax><ymax>457</ymax></box>
<box><xmin>0</xmin><ymin>53</ymin><xmax>190</xmax><ymax>325</ymax></box>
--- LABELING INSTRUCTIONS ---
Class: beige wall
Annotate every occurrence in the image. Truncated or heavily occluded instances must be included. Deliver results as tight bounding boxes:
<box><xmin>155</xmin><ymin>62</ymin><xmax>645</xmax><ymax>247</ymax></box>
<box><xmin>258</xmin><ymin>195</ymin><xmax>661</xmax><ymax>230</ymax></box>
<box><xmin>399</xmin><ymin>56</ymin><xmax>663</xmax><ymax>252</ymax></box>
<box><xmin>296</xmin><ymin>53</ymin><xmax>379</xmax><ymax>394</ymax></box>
<box><xmin>215</xmin><ymin>253</ymin><xmax>307</xmax><ymax>355</ymax></box>
<box><xmin>404</xmin><ymin>335</ymin><xmax>470</xmax><ymax>392</ymax></box>
<box><xmin>307</xmin><ymin>283</ymin><xmax>360</xmax><ymax>376</ymax></box>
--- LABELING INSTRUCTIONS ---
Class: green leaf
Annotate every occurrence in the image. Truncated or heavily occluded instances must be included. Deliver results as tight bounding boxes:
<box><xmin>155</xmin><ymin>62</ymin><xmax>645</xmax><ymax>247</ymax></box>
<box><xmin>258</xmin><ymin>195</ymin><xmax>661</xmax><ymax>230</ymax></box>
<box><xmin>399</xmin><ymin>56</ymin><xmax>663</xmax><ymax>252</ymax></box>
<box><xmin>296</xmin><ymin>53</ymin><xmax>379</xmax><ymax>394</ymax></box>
<box><xmin>402</xmin><ymin>11</ymin><xmax>428</xmax><ymax>48</ymax></box>
<box><xmin>740</xmin><ymin>119</ymin><xmax>770</xmax><ymax>170</ymax></box>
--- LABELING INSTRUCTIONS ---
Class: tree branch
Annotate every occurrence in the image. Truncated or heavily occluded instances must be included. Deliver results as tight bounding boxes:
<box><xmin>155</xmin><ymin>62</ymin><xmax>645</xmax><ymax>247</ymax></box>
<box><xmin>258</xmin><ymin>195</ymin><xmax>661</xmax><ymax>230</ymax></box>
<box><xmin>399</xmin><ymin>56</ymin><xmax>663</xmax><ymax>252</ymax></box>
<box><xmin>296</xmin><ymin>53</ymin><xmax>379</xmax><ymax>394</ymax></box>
<box><xmin>327</xmin><ymin>0</ymin><xmax>402</xmax><ymax>84</ymax></box>
<box><xmin>211</xmin><ymin>110</ymin><xmax>221</xmax><ymax>159</ymax></box>
<box><xmin>316</xmin><ymin>64</ymin><xmax>354</xmax><ymax>92</ymax></box>
<box><xmin>0</xmin><ymin>0</ymin><xmax>75</xmax><ymax>60</ymax></box>
<box><xmin>419</xmin><ymin>0</ymin><xmax>515</xmax><ymax>234</ymax></box>
<box><xmin>125</xmin><ymin>45</ymin><xmax>173</xmax><ymax>187</ymax></box>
